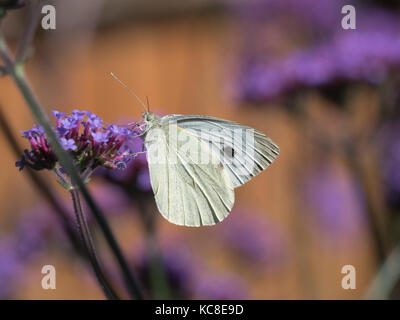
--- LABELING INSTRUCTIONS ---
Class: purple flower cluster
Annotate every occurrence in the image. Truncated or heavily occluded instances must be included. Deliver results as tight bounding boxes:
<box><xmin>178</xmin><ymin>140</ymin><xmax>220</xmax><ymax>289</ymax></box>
<box><xmin>95</xmin><ymin>137</ymin><xmax>151</xmax><ymax>193</ymax></box>
<box><xmin>16</xmin><ymin>124</ymin><xmax>57</xmax><ymax>171</ymax></box>
<box><xmin>234</xmin><ymin>0</ymin><xmax>400</xmax><ymax>103</ymax></box>
<box><xmin>239</xmin><ymin>31</ymin><xmax>400</xmax><ymax>102</ymax></box>
<box><xmin>16</xmin><ymin>110</ymin><xmax>140</xmax><ymax>173</ymax></box>
<box><xmin>234</xmin><ymin>0</ymin><xmax>343</xmax><ymax>36</ymax></box>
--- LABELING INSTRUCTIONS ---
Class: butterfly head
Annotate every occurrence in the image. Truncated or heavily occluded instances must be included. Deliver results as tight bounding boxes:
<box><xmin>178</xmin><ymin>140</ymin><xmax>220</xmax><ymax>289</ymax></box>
<box><xmin>142</xmin><ymin>110</ymin><xmax>155</xmax><ymax>123</ymax></box>
<box><xmin>142</xmin><ymin>111</ymin><xmax>160</xmax><ymax>130</ymax></box>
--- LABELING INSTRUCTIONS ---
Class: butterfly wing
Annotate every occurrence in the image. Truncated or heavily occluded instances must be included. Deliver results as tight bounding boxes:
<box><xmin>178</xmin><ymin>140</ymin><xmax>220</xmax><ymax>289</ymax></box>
<box><xmin>160</xmin><ymin>114</ymin><xmax>280</xmax><ymax>188</ymax></box>
<box><xmin>144</xmin><ymin>124</ymin><xmax>235</xmax><ymax>227</ymax></box>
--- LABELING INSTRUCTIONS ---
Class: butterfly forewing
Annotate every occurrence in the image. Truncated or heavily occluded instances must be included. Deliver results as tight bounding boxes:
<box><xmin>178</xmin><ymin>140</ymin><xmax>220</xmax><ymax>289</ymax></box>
<box><xmin>160</xmin><ymin>115</ymin><xmax>280</xmax><ymax>188</ymax></box>
<box><xmin>145</xmin><ymin>122</ymin><xmax>235</xmax><ymax>227</ymax></box>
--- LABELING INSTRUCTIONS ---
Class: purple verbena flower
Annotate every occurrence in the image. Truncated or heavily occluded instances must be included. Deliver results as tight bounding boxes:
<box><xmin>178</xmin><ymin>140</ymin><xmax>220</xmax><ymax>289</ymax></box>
<box><xmin>91</xmin><ymin>131</ymin><xmax>109</xmax><ymax>144</ymax></box>
<box><xmin>15</xmin><ymin>155</ymin><xmax>26</xmax><ymax>171</ymax></box>
<box><xmin>95</xmin><ymin>135</ymin><xmax>151</xmax><ymax>196</ymax></box>
<box><xmin>16</xmin><ymin>110</ymin><xmax>141</xmax><ymax>174</ymax></box>
<box><xmin>87</xmin><ymin>114</ymin><xmax>103</xmax><ymax>129</ymax></box>
<box><xmin>56</xmin><ymin>126</ymin><xmax>69</xmax><ymax>137</ymax></box>
<box><xmin>52</xmin><ymin>110</ymin><xmax>67</xmax><ymax>119</ymax></box>
<box><xmin>71</xmin><ymin>109</ymin><xmax>86</xmax><ymax>121</ymax></box>
<box><xmin>60</xmin><ymin>137</ymin><xmax>77</xmax><ymax>151</ymax></box>
<box><xmin>15</xmin><ymin>125</ymin><xmax>57</xmax><ymax>171</ymax></box>
<box><xmin>108</xmin><ymin>124</ymin><xmax>121</xmax><ymax>135</ymax></box>
<box><xmin>60</xmin><ymin>117</ymin><xmax>78</xmax><ymax>130</ymax></box>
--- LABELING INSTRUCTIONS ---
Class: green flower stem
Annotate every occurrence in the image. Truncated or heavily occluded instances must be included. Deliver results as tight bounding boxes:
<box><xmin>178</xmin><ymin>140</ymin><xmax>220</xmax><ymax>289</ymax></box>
<box><xmin>147</xmin><ymin>235</ymin><xmax>172</xmax><ymax>299</ymax></box>
<box><xmin>15</xmin><ymin>0</ymin><xmax>43</xmax><ymax>63</ymax></box>
<box><xmin>70</xmin><ymin>189</ymin><xmax>120</xmax><ymax>300</ymax></box>
<box><xmin>344</xmin><ymin>149</ymin><xmax>387</xmax><ymax>263</ymax></box>
<box><xmin>366</xmin><ymin>243</ymin><xmax>400</xmax><ymax>299</ymax></box>
<box><xmin>0</xmin><ymin>30</ymin><xmax>143</xmax><ymax>299</ymax></box>
<box><xmin>138</xmin><ymin>200</ymin><xmax>171</xmax><ymax>299</ymax></box>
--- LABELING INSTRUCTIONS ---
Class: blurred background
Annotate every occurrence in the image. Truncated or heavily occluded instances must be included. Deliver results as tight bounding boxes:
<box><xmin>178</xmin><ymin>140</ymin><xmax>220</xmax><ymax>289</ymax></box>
<box><xmin>0</xmin><ymin>0</ymin><xmax>400</xmax><ymax>299</ymax></box>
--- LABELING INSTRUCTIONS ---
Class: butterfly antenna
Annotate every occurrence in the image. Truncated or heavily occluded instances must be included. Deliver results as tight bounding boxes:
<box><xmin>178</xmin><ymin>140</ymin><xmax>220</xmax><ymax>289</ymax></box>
<box><xmin>110</xmin><ymin>72</ymin><xmax>147</xmax><ymax>112</ymax></box>
<box><xmin>146</xmin><ymin>96</ymin><xmax>150</xmax><ymax>112</ymax></box>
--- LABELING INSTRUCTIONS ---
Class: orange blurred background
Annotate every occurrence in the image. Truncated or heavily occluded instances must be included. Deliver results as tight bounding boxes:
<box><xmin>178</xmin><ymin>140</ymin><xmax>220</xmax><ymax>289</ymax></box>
<box><xmin>0</xmin><ymin>0</ymin><xmax>398</xmax><ymax>299</ymax></box>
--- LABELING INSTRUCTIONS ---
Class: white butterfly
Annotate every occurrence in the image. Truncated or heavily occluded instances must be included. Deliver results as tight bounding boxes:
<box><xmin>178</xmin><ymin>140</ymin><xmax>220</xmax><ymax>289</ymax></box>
<box><xmin>110</xmin><ymin>73</ymin><xmax>279</xmax><ymax>227</ymax></box>
<box><xmin>140</xmin><ymin>111</ymin><xmax>279</xmax><ymax>227</ymax></box>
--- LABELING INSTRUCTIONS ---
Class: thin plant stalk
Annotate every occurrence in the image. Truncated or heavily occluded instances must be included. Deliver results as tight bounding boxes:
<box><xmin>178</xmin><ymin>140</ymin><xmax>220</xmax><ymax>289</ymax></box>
<box><xmin>69</xmin><ymin>188</ymin><xmax>120</xmax><ymax>300</ymax></box>
<box><xmin>147</xmin><ymin>235</ymin><xmax>172</xmax><ymax>299</ymax></box>
<box><xmin>366</xmin><ymin>243</ymin><xmax>400</xmax><ymax>299</ymax></box>
<box><xmin>140</xmin><ymin>201</ymin><xmax>171</xmax><ymax>299</ymax></box>
<box><xmin>15</xmin><ymin>0</ymin><xmax>43</xmax><ymax>63</ymax></box>
<box><xmin>293</xmin><ymin>98</ymin><xmax>387</xmax><ymax>264</ymax></box>
<box><xmin>344</xmin><ymin>149</ymin><xmax>387</xmax><ymax>263</ymax></box>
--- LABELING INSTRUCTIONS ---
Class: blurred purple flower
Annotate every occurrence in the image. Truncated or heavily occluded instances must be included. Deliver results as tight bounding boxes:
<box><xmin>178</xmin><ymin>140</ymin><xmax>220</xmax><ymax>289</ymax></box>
<box><xmin>14</xmin><ymin>207</ymin><xmax>58</xmax><ymax>257</ymax></box>
<box><xmin>219</xmin><ymin>209</ymin><xmax>285</xmax><ymax>266</ymax></box>
<box><xmin>0</xmin><ymin>207</ymin><xmax>59</xmax><ymax>298</ymax></box>
<box><xmin>136</xmin><ymin>169</ymin><xmax>152</xmax><ymax>191</ymax></box>
<box><xmin>0</xmin><ymin>239</ymin><xmax>24</xmax><ymax>298</ymax></box>
<box><xmin>83</xmin><ymin>183</ymin><xmax>132</xmax><ymax>219</ymax></box>
<box><xmin>233</xmin><ymin>0</ymin><xmax>344</xmax><ymax>36</ymax></box>
<box><xmin>234</xmin><ymin>0</ymin><xmax>400</xmax><ymax>103</ymax></box>
<box><xmin>193</xmin><ymin>273</ymin><xmax>248</xmax><ymax>300</ymax></box>
<box><xmin>303</xmin><ymin>166</ymin><xmax>366</xmax><ymax>239</ymax></box>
